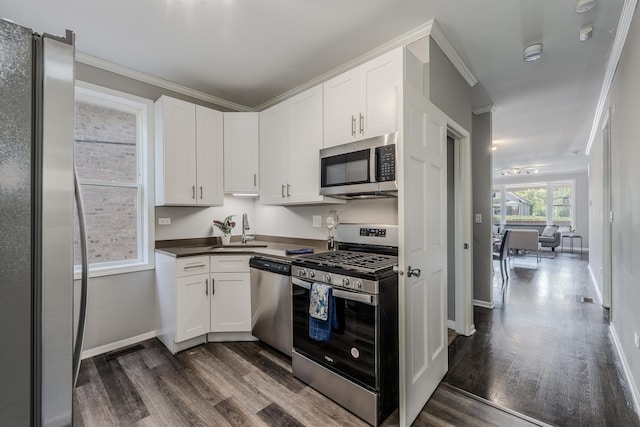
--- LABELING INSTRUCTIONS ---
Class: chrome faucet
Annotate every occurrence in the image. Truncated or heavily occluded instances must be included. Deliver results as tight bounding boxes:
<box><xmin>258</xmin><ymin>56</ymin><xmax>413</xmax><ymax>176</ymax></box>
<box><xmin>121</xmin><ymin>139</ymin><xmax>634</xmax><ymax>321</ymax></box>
<box><xmin>241</xmin><ymin>213</ymin><xmax>254</xmax><ymax>244</ymax></box>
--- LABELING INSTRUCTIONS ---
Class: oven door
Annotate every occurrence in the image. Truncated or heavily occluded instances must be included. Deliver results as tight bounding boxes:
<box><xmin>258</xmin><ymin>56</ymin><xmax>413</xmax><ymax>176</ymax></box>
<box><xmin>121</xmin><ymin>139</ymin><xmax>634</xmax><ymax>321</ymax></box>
<box><xmin>291</xmin><ymin>277</ymin><xmax>378</xmax><ymax>391</ymax></box>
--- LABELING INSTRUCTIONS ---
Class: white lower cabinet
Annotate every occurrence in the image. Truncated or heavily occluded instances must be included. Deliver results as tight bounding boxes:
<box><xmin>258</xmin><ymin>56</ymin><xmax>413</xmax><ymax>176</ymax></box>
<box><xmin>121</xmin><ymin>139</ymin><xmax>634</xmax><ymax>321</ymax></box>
<box><xmin>156</xmin><ymin>253</ymin><xmax>254</xmax><ymax>354</ymax></box>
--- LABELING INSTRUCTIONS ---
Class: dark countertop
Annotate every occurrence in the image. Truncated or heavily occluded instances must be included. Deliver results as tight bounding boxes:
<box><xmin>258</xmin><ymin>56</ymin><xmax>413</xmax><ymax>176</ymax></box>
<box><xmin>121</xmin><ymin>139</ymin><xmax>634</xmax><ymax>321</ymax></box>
<box><xmin>155</xmin><ymin>236</ymin><xmax>327</xmax><ymax>261</ymax></box>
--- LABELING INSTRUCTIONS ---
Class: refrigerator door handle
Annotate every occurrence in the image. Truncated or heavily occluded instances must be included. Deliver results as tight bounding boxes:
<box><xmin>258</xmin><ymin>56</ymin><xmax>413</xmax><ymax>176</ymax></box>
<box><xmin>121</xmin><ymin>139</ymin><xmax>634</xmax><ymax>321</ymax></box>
<box><xmin>73</xmin><ymin>168</ymin><xmax>89</xmax><ymax>387</ymax></box>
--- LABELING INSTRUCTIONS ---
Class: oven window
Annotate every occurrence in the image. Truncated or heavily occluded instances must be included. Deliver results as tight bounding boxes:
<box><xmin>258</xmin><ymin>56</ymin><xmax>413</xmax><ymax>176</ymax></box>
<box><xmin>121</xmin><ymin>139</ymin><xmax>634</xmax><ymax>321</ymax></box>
<box><xmin>292</xmin><ymin>284</ymin><xmax>377</xmax><ymax>390</ymax></box>
<box><xmin>321</xmin><ymin>149</ymin><xmax>370</xmax><ymax>187</ymax></box>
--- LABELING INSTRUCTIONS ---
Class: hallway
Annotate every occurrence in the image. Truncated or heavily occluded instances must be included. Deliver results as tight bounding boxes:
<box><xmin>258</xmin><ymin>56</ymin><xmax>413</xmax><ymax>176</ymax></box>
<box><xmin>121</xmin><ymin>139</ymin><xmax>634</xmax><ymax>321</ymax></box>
<box><xmin>444</xmin><ymin>252</ymin><xmax>640</xmax><ymax>426</ymax></box>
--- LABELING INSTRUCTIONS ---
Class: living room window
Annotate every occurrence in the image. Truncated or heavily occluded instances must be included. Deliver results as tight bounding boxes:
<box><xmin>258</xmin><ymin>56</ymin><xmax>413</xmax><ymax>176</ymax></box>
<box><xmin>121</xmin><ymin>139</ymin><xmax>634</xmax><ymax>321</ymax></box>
<box><xmin>73</xmin><ymin>82</ymin><xmax>154</xmax><ymax>277</ymax></box>
<box><xmin>493</xmin><ymin>181</ymin><xmax>574</xmax><ymax>228</ymax></box>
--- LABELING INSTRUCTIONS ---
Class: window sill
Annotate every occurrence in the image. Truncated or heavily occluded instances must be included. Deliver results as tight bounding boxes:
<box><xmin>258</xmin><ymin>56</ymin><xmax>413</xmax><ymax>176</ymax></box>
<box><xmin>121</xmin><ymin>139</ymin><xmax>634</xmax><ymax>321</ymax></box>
<box><xmin>74</xmin><ymin>261</ymin><xmax>155</xmax><ymax>281</ymax></box>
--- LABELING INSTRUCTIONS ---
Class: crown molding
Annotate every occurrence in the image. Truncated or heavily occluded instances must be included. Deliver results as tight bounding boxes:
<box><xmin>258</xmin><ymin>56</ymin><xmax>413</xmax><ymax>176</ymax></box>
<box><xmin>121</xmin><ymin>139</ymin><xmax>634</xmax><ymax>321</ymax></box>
<box><xmin>472</xmin><ymin>104</ymin><xmax>497</xmax><ymax>115</ymax></box>
<box><xmin>76</xmin><ymin>52</ymin><xmax>252</xmax><ymax>112</ymax></box>
<box><xmin>256</xmin><ymin>19</ymin><xmax>478</xmax><ymax>111</ymax></box>
<box><xmin>585</xmin><ymin>0</ymin><xmax>637</xmax><ymax>155</ymax></box>
<box><xmin>429</xmin><ymin>20</ymin><xmax>478</xmax><ymax>87</ymax></box>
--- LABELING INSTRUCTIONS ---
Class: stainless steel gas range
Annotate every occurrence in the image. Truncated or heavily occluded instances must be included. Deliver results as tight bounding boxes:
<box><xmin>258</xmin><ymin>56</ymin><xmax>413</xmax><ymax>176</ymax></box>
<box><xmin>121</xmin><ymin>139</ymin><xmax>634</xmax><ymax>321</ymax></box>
<box><xmin>291</xmin><ymin>224</ymin><xmax>398</xmax><ymax>426</ymax></box>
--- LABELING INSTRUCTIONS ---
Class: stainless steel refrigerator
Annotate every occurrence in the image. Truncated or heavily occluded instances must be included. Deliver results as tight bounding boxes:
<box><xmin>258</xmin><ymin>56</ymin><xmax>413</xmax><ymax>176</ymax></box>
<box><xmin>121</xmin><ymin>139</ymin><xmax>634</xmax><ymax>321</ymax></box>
<box><xmin>0</xmin><ymin>19</ymin><xmax>88</xmax><ymax>426</ymax></box>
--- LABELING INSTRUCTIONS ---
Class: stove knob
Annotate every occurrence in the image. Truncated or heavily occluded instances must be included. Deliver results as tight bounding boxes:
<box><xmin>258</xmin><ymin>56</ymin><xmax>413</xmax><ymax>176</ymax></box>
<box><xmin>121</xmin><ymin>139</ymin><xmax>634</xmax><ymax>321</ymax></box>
<box><xmin>354</xmin><ymin>280</ymin><xmax>363</xmax><ymax>289</ymax></box>
<box><xmin>324</xmin><ymin>274</ymin><xmax>332</xmax><ymax>283</ymax></box>
<box><xmin>298</xmin><ymin>269</ymin><xmax>307</xmax><ymax>277</ymax></box>
<box><xmin>308</xmin><ymin>270</ymin><xmax>315</xmax><ymax>278</ymax></box>
<box><xmin>342</xmin><ymin>278</ymin><xmax>350</xmax><ymax>288</ymax></box>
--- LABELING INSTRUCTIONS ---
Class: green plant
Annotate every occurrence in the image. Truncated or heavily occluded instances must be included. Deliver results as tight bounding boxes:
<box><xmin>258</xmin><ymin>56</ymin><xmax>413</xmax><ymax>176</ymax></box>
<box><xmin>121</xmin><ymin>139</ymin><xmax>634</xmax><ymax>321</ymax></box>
<box><xmin>568</xmin><ymin>226</ymin><xmax>576</xmax><ymax>234</ymax></box>
<box><xmin>213</xmin><ymin>215</ymin><xmax>235</xmax><ymax>234</ymax></box>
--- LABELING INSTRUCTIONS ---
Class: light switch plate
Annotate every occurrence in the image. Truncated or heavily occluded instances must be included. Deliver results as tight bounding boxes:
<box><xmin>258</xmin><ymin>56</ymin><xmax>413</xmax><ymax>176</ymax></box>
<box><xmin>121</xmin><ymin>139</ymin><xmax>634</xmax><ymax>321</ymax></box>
<box><xmin>312</xmin><ymin>215</ymin><xmax>322</xmax><ymax>228</ymax></box>
<box><xmin>158</xmin><ymin>218</ymin><xmax>171</xmax><ymax>225</ymax></box>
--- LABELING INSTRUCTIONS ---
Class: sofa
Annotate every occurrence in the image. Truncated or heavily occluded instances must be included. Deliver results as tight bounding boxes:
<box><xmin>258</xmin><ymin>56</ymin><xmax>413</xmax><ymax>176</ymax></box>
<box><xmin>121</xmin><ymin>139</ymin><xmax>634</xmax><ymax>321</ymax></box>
<box><xmin>493</xmin><ymin>224</ymin><xmax>562</xmax><ymax>251</ymax></box>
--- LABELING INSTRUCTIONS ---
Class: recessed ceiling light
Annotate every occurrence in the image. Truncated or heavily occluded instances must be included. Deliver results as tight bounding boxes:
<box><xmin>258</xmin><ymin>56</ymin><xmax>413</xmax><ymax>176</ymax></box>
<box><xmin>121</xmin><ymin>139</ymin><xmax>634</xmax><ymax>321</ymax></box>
<box><xmin>523</xmin><ymin>43</ymin><xmax>543</xmax><ymax>62</ymax></box>
<box><xmin>576</xmin><ymin>0</ymin><xmax>596</xmax><ymax>13</ymax></box>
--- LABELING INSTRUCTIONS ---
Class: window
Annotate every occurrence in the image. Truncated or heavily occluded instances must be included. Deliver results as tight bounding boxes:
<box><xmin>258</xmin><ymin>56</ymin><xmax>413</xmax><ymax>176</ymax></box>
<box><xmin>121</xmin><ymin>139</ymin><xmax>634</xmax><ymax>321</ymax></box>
<box><xmin>551</xmin><ymin>184</ymin><xmax>572</xmax><ymax>227</ymax></box>
<box><xmin>493</xmin><ymin>181</ymin><xmax>574</xmax><ymax>228</ymax></box>
<box><xmin>492</xmin><ymin>190</ymin><xmax>502</xmax><ymax>223</ymax></box>
<box><xmin>74</xmin><ymin>82</ymin><xmax>154</xmax><ymax>276</ymax></box>
<box><xmin>505</xmin><ymin>186</ymin><xmax>547</xmax><ymax>225</ymax></box>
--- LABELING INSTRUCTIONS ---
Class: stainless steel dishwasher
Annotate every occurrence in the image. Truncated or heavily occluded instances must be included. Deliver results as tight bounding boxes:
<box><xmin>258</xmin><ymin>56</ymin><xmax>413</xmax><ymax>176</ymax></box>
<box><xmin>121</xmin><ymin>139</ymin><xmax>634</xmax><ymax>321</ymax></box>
<box><xmin>249</xmin><ymin>256</ymin><xmax>292</xmax><ymax>356</ymax></box>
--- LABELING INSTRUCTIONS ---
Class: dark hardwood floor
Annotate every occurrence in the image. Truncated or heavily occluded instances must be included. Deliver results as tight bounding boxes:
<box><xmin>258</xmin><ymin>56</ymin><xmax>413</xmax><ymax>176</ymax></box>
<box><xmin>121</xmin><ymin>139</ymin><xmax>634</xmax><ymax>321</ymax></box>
<box><xmin>445</xmin><ymin>251</ymin><xmax>640</xmax><ymax>426</ymax></box>
<box><xmin>74</xmin><ymin>338</ymin><xmax>545</xmax><ymax>426</ymax></box>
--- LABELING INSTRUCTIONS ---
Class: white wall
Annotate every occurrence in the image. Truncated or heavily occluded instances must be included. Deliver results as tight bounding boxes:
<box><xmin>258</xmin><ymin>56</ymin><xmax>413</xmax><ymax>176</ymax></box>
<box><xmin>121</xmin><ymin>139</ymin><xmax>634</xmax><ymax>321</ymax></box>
<box><xmin>253</xmin><ymin>198</ymin><xmax>398</xmax><ymax>240</ymax></box>
<box><xmin>589</xmin><ymin>8</ymin><xmax>640</xmax><ymax>410</ymax></box>
<box><xmin>155</xmin><ymin>196</ymin><xmax>256</xmax><ymax>240</ymax></box>
<box><xmin>493</xmin><ymin>171</ymin><xmax>590</xmax><ymax>247</ymax></box>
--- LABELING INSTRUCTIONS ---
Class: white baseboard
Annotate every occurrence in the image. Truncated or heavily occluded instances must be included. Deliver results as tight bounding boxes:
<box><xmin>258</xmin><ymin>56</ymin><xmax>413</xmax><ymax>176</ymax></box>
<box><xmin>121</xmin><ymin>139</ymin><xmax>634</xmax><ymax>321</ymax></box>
<box><xmin>81</xmin><ymin>330</ymin><xmax>157</xmax><ymax>360</ymax></box>
<box><xmin>610</xmin><ymin>323</ymin><xmax>640</xmax><ymax>418</ymax></box>
<box><xmin>587</xmin><ymin>264</ymin><xmax>604</xmax><ymax>305</ymax></box>
<box><xmin>473</xmin><ymin>299</ymin><xmax>494</xmax><ymax>309</ymax></box>
<box><xmin>447</xmin><ymin>319</ymin><xmax>456</xmax><ymax>330</ymax></box>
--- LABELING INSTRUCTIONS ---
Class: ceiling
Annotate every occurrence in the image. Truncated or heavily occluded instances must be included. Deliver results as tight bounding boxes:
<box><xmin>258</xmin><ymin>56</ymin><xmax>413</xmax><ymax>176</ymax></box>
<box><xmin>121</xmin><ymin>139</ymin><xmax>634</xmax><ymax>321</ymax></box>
<box><xmin>1</xmin><ymin>0</ymin><xmax>625</xmax><ymax>177</ymax></box>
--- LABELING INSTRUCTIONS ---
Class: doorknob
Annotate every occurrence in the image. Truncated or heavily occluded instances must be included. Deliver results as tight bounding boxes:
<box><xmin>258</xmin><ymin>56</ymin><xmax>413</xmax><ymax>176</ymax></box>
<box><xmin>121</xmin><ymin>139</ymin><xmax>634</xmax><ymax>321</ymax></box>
<box><xmin>407</xmin><ymin>266</ymin><xmax>421</xmax><ymax>278</ymax></box>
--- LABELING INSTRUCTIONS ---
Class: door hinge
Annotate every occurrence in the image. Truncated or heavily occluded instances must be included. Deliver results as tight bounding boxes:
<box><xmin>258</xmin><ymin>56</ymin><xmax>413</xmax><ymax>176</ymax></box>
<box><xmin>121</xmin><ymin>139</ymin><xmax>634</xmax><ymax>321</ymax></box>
<box><xmin>464</xmin><ymin>243</ymin><xmax>469</xmax><ymax>249</ymax></box>
<box><xmin>609</xmin><ymin>211</ymin><xmax>614</xmax><ymax>223</ymax></box>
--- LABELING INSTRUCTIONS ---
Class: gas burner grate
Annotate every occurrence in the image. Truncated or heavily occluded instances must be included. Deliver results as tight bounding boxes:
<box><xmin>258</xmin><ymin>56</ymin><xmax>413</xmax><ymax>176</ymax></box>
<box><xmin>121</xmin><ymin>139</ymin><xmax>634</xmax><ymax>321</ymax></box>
<box><xmin>296</xmin><ymin>250</ymin><xmax>397</xmax><ymax>274</ymax></box>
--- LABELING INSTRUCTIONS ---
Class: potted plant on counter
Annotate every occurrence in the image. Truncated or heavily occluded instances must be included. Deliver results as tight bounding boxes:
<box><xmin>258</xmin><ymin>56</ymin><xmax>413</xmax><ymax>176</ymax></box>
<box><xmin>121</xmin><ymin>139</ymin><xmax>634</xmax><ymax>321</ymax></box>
<box><xmin>213</xmin><ymin>215</ymin><xmax>236</xmax><ymax>245</ymax></box>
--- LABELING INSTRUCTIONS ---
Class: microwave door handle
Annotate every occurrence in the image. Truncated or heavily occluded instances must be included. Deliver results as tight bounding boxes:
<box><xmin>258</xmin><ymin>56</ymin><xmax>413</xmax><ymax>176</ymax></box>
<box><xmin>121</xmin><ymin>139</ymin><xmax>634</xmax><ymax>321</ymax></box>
<box><xmin>370</xmin><ymin>147</ymin><xmax>377</xmax><ymax>183</ymax></box>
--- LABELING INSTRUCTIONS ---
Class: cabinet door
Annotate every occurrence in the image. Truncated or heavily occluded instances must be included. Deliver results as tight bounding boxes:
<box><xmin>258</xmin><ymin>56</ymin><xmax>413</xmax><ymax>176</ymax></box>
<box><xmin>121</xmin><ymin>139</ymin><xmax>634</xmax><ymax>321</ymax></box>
<box><xmin>224</xmin><ymin>112</ymin><xmax>259</xmax><ymax>193</ymax></box>
<box><xmin>323</xmin><ymin>68</ymin><xmax>359</xmax><ymax>148</ymax></box>
<box><xmin>176</xmin><ymin>273</ymin><xmax>210</xmax><ymax>342</ymax></box>
<box><xmin>155</xmin><ymin>96</ymin><xmax>197</xmax><ymax>205</ymax></box>
<box><xmin>196</xmin><ymin>106</ymin><xmax>224</xmax><ymax>205</ymax></box>
<box><xmin>259</xmin><ymin>103</ymin><xmax>289</xmax><ymax>204</ymax></box>
<box><xmin>288</xmin><ymin>85</ymin><xmax>324</xmax><ymax>203</ymax></box>
<box><xmin>360</xmin><ymin>47</ymin><xmax>402</xmax><ymax>139</ymax></box>
<box><xmin>210</xmin><ymin>272</ymin><xmax>251</xmax><ymax>332</ymax></box>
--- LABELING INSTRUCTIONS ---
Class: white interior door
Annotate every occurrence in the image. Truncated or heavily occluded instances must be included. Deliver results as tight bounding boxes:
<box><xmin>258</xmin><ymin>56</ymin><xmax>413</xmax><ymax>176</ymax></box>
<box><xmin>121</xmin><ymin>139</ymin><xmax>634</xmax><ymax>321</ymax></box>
<box><xmin>398</xmin><ymin>84</ymin><xmax>448</xmax><ymax>426</ymax></box>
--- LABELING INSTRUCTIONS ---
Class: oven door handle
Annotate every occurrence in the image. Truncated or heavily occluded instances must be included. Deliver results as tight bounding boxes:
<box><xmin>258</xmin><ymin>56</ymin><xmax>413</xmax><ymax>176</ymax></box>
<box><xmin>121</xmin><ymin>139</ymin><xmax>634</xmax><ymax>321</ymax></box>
<box><xmin>291</xmin><ymin>277</ymin><xmax>378</xmax><ymax>306</ymax></box>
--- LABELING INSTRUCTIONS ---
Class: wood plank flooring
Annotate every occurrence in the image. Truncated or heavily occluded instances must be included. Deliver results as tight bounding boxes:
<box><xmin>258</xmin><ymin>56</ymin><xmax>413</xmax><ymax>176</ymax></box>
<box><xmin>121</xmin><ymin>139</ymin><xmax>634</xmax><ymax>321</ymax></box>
<box><xmin>74</xmin><ymin>338</ymin><xmax>545</xmax><ymax>426</ymax></box>
<box><xmin>445</xmin><ymin>251</ymin><xmax>640</xmax><ymax>426</ymax></box>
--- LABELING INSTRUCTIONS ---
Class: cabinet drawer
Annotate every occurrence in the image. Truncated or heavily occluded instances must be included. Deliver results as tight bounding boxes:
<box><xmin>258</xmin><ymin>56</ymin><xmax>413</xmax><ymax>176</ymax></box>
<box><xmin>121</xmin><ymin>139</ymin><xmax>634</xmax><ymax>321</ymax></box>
<box><xmin>176</xmin><ymin>256</ymin><xmax>210</xmax><ymax>277</ymax></box>
<box><xmin>210</xmin><ymin>255</ymin><xmax>250</xmax><ymax>273</ymax></box>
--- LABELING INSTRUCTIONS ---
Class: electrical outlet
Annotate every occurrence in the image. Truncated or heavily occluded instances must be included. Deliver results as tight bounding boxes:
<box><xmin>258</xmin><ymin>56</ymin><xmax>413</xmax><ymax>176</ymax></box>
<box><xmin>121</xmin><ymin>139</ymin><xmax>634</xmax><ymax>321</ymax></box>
<box><xmin>158</xmin><ymin>218</ymin><xmax>171</xmax><ymax>225</ymax></box>
<box><xmin>312</xmin><ymin>215</ymin><xmax>322</xmax><ymax>228</ymax></box>
<box><xmin>475</xmin><ymin>213</ymin><xmax>482</xmax><ymax>224</ymax></box>
<box><xmin>634</xmin><ymin>332</ymin><xmax>639</xmax><ymax>349</ymax></box>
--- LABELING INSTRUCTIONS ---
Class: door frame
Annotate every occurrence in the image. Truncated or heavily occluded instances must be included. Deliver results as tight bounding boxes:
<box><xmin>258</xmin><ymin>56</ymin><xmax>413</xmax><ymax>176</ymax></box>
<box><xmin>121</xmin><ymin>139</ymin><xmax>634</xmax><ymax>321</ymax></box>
<box><xmin>602</xmin><ymin>107</ymin><xmax>612</xmax><ymax>309</ymax></box>
<box><xmin>449</xmin><ymin>129</ymin><xmax>475</xmax><ymax>336</ymax></box>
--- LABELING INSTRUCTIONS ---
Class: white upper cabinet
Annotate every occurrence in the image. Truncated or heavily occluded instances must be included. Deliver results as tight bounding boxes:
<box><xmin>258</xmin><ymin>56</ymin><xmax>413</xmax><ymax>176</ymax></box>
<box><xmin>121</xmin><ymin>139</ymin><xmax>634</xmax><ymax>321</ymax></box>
<box><xmin>260</xmin><ymin>85</ymin><xmax>343</xmax><ymax>205</ymax></box>
<box><xmin>155</xmin><ymin>95</ymin><xmax>223</xmax><ymax>206</ymax></box>
<box><xmin>224</xmin><ymin>112</ymin><xmax>259</xmax><ymax>194</ymax></box>
<box><xmin>323</xmin><ymin>47</ymin><xmax>403</xmax><ymax>148</ymax></box>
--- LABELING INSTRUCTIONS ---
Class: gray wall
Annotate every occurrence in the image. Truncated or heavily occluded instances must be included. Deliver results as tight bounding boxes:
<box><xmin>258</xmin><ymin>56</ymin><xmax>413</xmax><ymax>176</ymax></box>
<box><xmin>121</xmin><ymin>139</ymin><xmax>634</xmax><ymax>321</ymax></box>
<box><xmin>428</xmin><ymin>38</ymin><xmax>472</xmax><ymax>132</ymax></box>
<box><xmin>471</xmin><ymin>112</ymin><xmax>493</xmax><ymax>304</ymax></box>
<box><xmin>76</xmin><ymin>63</ymin><xmax>233</xmax><ymax>110</ymax></box>
<box><xmin>589</xmin><ymin>9</ymin><xmax>640</xmax><ymax>404</ymax></box>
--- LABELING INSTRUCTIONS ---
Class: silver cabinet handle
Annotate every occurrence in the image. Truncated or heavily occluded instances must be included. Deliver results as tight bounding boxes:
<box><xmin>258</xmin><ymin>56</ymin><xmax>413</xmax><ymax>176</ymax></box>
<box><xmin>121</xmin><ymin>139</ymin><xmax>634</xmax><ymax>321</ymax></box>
<box><xmin>211</xmin><ymin>278</ymin><xmax>215</xmax><ymax>295</ymax></box>
<box><xmin>407</xmin><ymin>266</ymin><xmax>421</xmax><ymax>278</ymax></box>
<box><xmin>287</xmin><ymin>183</ymin><xmax>291</xmax><ymax>197</ymax></box>
<box><xmin>359</xmin><ymin>113</ymin><xmax>364</xmax><ymax>135</ymax></box>
<box><xmin>192</xmin><ymin>185</ymin><xmax>196</xmax><ymax>199</ymax></box>
<box><xmin>351</xmin><ymin>115</ymin><xmax>356</xmax><ymax>137</ymax></box>
<box><xmin>200</xmin><ymin>186</ymin><xmax>203</xmax><ymax>199</ymax></box>
<box><xmin>205</xmin><ymin>278</ymin><xmax>208</xmax><ymax>296</ymax></box>
<box><xmin>281</xmin><ymin>184</ymin><xmax>286</xmax><ymax>198</ymax></box>
<box><xmin>254</xmin><ymin>173</ymin><xmax>257</xmax><ymax>187</ymax></box>
<box><xmin>184</xmin><ymin>264</ymin><xmax>206</xmax><ymax>270</ymax></box>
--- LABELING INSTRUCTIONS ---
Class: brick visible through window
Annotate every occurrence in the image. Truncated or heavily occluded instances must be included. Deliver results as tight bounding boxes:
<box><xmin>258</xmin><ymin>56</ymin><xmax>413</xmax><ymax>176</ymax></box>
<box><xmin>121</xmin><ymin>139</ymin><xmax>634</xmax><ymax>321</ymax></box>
<box><xmin>74</xmin><ymin>99</ymin><xmax>140</xmax><ymax>266</ymax></box>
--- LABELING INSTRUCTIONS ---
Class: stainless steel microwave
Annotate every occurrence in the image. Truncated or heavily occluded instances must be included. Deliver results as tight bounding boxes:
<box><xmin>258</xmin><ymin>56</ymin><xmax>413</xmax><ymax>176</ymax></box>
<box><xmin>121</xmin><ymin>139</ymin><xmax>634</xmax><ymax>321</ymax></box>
<box><xmin>319</xmin><ymin>132</ymin><xmax>398</xmax><ymax>199</ymax></box>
